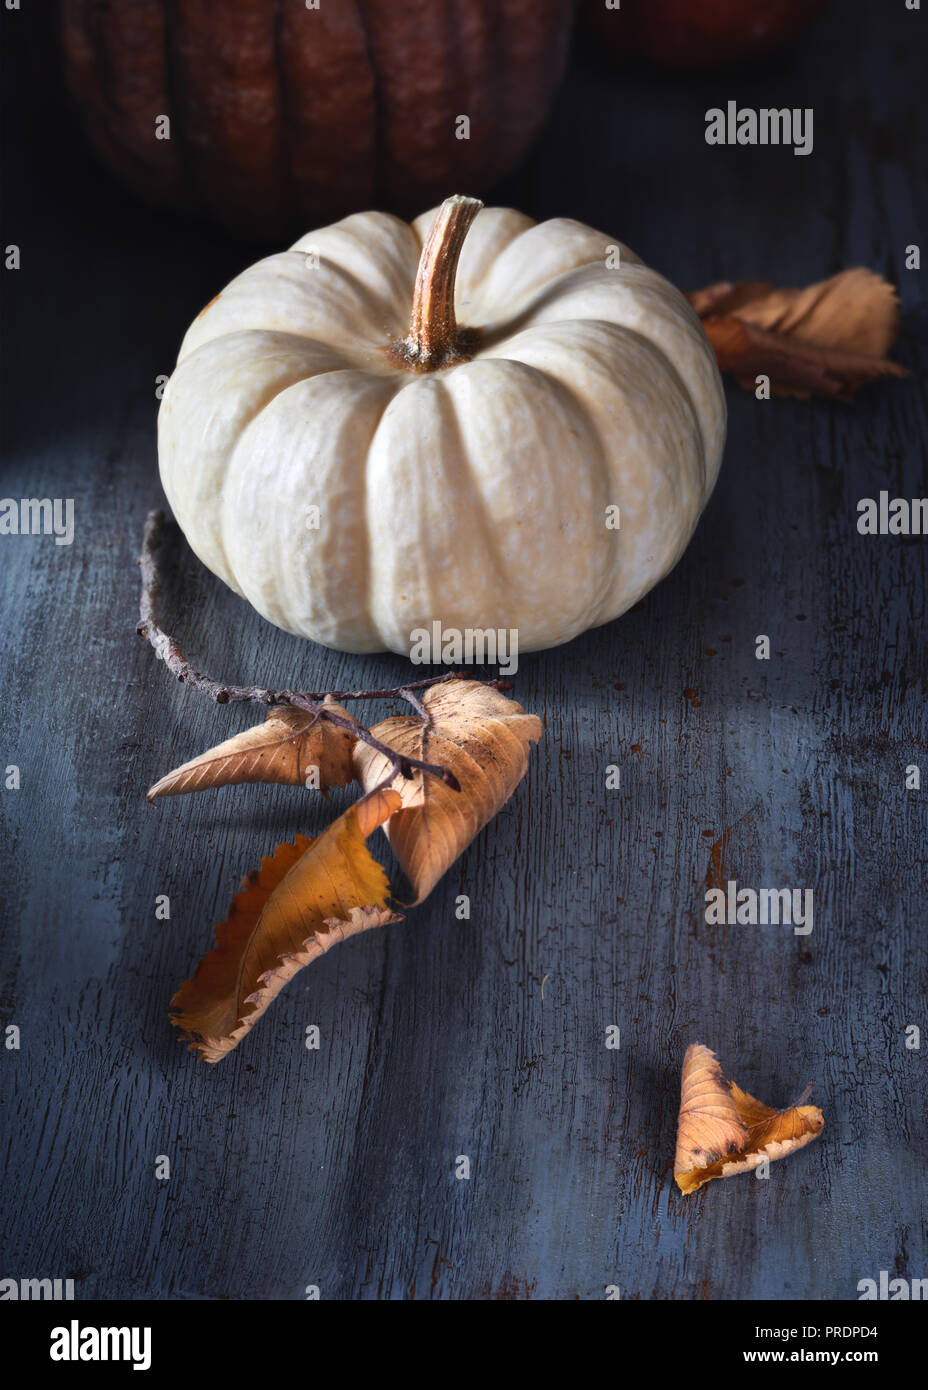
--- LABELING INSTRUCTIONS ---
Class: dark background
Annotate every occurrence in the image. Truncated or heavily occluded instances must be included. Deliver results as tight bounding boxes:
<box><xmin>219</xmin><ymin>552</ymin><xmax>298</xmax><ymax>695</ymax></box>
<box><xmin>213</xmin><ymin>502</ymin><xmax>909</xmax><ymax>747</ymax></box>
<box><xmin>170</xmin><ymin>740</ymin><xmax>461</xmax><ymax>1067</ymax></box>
<box><xmin>1</xmin><ymin>0</ymin><xmax>925</xmax><ymax>1300</ymax></box>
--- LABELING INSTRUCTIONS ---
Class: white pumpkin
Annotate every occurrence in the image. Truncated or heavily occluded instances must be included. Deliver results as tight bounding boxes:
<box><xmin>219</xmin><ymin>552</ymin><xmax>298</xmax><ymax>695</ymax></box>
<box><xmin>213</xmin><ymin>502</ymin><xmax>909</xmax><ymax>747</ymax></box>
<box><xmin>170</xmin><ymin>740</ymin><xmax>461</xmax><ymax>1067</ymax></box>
<box><xmin>158</xmin><ymin>196</ymin><xmax>726</xmax><ymax>654</ymax></box>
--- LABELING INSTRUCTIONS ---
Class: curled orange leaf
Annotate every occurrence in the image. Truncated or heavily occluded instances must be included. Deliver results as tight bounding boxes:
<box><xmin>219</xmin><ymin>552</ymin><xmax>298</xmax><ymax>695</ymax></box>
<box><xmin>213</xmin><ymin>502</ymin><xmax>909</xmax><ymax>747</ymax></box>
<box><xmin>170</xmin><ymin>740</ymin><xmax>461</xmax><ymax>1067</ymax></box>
<box><xmin>171</xmin><ymin>788</ymin><xmax>402</xmax><ymax>1063</ymax></box>
<box><xmin>353</xmin><ymin>677</ymin><xmax>542</xmax><ymax>904</ymax></box>
<box><xmin>675</xmin><ymin>1043</ymin><xmax>824</xmax><ymax>1194</ymax></box>
<box><xmin>148</xmin><ymin>699</ymin><xmax>357</xmax><ymax>801</ymax></box>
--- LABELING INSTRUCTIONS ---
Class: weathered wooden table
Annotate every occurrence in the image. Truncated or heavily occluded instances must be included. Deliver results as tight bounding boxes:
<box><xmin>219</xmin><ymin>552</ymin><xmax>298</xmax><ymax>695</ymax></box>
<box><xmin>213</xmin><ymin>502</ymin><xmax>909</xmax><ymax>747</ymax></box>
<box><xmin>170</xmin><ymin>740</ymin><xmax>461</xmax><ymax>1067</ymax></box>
<box><xmin>1</xmin><ymin>0</ymin><xmax>925</xmax><ymax>1300</ymax></box>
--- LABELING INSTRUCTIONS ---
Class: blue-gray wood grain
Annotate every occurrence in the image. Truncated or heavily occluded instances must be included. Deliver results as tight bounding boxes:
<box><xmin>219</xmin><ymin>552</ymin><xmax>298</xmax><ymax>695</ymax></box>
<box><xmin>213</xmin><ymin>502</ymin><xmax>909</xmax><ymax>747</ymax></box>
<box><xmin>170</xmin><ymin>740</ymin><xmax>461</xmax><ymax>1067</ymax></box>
<box><xmin>1</xmin><ymin>0</ymin><xmax>925</xmax><ymax>1299</ymax></box>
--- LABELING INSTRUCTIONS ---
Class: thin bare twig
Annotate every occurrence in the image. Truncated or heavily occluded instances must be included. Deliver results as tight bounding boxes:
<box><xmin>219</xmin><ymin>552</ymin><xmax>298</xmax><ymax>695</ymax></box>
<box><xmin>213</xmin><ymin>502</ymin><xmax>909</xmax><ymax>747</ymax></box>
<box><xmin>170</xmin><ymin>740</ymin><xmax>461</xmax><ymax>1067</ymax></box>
<box><xmin>137</xmin><ymin>510</ymin><xmax>510</xmax><ymax>792</ymax></box>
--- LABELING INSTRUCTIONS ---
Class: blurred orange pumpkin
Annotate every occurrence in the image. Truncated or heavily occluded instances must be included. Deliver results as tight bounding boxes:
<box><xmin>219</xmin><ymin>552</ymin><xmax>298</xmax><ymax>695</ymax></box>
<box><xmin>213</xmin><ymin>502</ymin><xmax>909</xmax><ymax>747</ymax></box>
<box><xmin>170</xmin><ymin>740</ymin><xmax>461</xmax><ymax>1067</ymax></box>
<box><xmin>61</xmin><ymin>0</ymin><xmax>575</xmax><ymax>241</ymax></box>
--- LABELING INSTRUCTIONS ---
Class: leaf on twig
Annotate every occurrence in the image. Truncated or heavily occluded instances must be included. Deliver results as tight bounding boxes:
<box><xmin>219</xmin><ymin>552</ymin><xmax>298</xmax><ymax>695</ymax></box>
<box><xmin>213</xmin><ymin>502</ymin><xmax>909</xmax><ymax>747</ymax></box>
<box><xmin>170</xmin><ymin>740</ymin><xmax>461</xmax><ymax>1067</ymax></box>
<box><xmin>171</xmin><ymin>788</ymin><xmax>402</xmax><ymax>1062</ymax></box>
<box><xmin>688</xmin><ymin>268</ymin><xmax>908</xmax><ymax>399</ymax></box>
<box><xmin>674</xmin><ymin>1043</ymin><xmax>824</xmax><ymax>1194</ymax></box>
<box><xmin>353</xmin><ymin>677</ymin><xmax>543</xmax><ymax>904</ymax></box>
<box><xmin>147</xmin><ymin>699</ymin><xmax>357</xmax><ymax>801</ymax></box>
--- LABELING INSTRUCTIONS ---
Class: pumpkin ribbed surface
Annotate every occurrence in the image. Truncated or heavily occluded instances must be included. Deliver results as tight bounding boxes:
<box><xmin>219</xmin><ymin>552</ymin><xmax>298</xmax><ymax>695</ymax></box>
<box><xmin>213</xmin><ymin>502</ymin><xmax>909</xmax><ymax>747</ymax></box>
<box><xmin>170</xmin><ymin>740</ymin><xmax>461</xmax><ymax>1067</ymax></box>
<box><xmin>159</xmin><ymin>204</ymin><xmax>726</xmax><ymax>654</ymax></box>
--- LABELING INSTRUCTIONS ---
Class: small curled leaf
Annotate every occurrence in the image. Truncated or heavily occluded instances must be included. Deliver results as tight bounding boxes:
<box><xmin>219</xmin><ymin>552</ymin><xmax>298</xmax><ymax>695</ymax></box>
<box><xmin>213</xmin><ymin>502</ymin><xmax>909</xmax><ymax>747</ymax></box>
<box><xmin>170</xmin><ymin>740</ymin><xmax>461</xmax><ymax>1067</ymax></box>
<box><xmin>148</xmin><ymin>700</ymin><xmax>357</xmax><ymax>801</ymax></box>
<box><xmin>675</xmin><ymin>1043</ymin><xmax>824</xmax><ymax>1194</ymax></box>
<box><xmin>688</xmin><ymin>268</ymin><xmax>907</xmax><ymax>399</ymax></box>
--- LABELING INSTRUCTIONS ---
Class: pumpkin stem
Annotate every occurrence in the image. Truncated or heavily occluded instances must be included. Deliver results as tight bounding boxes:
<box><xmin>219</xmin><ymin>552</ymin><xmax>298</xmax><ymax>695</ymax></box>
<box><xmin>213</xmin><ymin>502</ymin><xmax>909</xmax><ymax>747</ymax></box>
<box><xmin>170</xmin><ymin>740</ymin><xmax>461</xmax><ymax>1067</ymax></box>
<box><xmin>393</xmin><ymin>194</ymin><xmax>483</xmax><ymax>370</ymax></box>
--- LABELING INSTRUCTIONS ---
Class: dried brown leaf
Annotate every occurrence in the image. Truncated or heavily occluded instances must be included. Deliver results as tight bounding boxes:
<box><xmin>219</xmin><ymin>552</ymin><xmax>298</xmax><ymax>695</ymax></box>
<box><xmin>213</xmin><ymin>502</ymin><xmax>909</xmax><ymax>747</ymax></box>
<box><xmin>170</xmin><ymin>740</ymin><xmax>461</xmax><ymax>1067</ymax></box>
<box><xmin>701</xmin><ymin>315</ymin><xmax>908</xmax><ymax>400</ymax></box>
<box><xmin>353</xmin><ymin>677</ymin><xmax>543</xmax><ymax>904</ymax></box>
<box><xmin>688</xmin><ymin>268</ymin><xmax>907</xmax><ymax>399</ymax></box>
<box><xmin>674</xmin><ymin>1043</ymin><xmax>824</xmax><ymax>1194</ymax></box>
<box><xmin>148</xmin><ymin>699</ymin><xmax>356</xmax><ymax>801</ymax></box>
<box><xmin>171</xmin><ymin>788</ymin><xmax>402</xmax><ymax>1062</ymax></box>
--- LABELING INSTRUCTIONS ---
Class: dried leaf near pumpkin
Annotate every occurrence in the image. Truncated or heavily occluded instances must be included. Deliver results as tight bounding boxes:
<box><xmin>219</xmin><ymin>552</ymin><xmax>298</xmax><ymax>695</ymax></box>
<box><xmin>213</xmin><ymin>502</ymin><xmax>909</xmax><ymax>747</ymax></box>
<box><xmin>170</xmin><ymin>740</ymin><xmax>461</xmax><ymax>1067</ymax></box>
<box><xmin>674</xmin><ymin>1043</ymin><xmax>824</xmax><ymax>1193</ymax></box>
<box><xmin>353</xmin><ymin>678</ymin><xmax>543</xmax><ymax>903</ymax></box>
<box><xmin>171</xmin><ymin>789</ymin><xmax>402</xmax><ymax>1063</ymax></box>
<box><xmin>688</xmin><ymin>268</ymin><xmax>908</xmax><ymax>400</ymax></box>
<box><xmin>166</xmin><ymin>677</ymin><xmax>542</xmax><ymax>1062</ymax></box>
<box><xmin>148</xmin><ymin>699</ymin><xmax>357</xmax><ymax>801</ymax></box>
